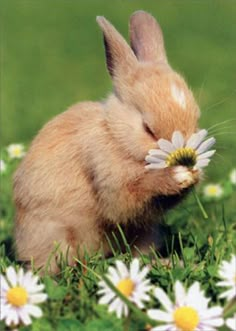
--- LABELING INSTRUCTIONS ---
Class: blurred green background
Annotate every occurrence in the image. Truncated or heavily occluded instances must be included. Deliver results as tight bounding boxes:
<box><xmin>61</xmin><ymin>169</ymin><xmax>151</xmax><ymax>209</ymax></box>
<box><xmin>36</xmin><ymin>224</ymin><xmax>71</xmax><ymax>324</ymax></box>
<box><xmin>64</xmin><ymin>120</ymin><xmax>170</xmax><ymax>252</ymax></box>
<box><xmin>1</xmin><ymin>0</ymin><xmax>236</xmax><ymax>180</ymax></box>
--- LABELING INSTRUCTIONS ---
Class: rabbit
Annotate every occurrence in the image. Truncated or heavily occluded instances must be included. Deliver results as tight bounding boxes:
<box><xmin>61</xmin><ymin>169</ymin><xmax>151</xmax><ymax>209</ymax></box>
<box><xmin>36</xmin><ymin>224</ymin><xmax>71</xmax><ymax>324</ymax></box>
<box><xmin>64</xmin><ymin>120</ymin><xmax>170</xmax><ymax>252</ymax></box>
<box><xmin>14</xmin><ymin>11</ymin><xmax>201</xmax><ymax>274</ymax></box>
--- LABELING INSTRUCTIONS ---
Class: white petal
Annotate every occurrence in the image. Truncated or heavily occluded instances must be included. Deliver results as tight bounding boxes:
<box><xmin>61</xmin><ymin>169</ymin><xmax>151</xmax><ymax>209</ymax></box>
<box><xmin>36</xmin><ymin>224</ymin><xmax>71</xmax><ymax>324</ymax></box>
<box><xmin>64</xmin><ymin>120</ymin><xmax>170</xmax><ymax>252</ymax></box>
<box><xmin>197</xmin><ymin>326</ymin><xmax>217</xmax><ymax>331</ymax></box>
<box><xmin>148</xmin><ymin>149</ymin><xmax>168</xmax><ymax>158</ymax></box>
<box><xmin>0</xmin><ymin>303</ymin><xmax>11</xmax><ymax>320</ymax></box>
<box><xmin>17</xmin><ymin>268</ymin><xmax>24</xmax><ymax>286</ymax></box>
<box><xmin>97</xmin><ymin>288</ymin><xmax>110</xmax><ymax>295</ymax></box>
<box><xmin>5</xmin><ymin>307</ymin><xmax>19</xmax><ymax>326</ymax></box>
<box><xmin>107</xmin><ymin>266</ymin><xmax>120</xmax><ymax>284</ymax></box>
<box><xmin>130</xmin><ymin>259</ymin><xmax>140</xmax><ymax>279</ymax></box>
<box><xmin>116</xmin><ymin>302</ymin><xmax>123</xmax><ymax>318</ymax></box>
<box><xmin>158</xmin><ymin>139</ymin><xmax>175</xmax><ymax>153</ymax></box>
<box><xmin>145</xmin><ymin>156</ymin><xmax>164</xmax><ymax>164</ymax></box>
<box><xmin>23</xmin><ymin>276</ymin><xmax>41</xmax><ymax>291</ymax></box>
<box><xmin>172</xmin><ymin>131</ymin><xmax>184</xmax><ymax>149</ymax></box>
<box><xmin>186</xmin><ymin>129</ymin><xmax>208</xmax><ymax>149</ymax></box>
<box><xmin>197</xmin><ymin>150</ymin><xmax>216</xmax><ymax>159</ymax></box>
<box><xmin>136</xmin><ymin>281</ymin><xmax>152</xmax><ymax>293</ymax></box>
<box><xmin>18</xmin><ymin>308</ymin><xmax>32</xmax><ymax>325</ymax></box>
<box><xmin>154</xmin><ymin>288</ymin><xmax>173</xmax><ymax>313</ymax></box>
<box><xmin>151</xmin><ymin>325</ymin><xmax>174</xmax><ymax>331</ymax></box>
<box><xmin>0</xmin><ymin>275</ymin><xmax>9</xmax><ymax>291</ymax></box>
<box><xmin>115</xmin><ymin>261</ymin><xmax>129</xmax><ymax>279</ymax></box>
<box><xmin>216</xmin><ymin>280</ymin><xmax>233</xmax><ymax>287</ymax></box>
<box><xmin>196</xmin><ymin>137</ymin><xmax>216</xmax><ymax>155</ymax></box>
<box><xmin>133</xmin><ymin>298</ymin><xmax>145</xmax><ymax>309</ymax></box>
<box><xmin>108</xmin><ymin>297</ymin><xmax>122</xmax><ymax>314</ymax></box>
<box><xmin>174</xmin><ymin>281</ymin><xmax>186</xmax><ymax>305</ymax></box>
<box><xmin>29</xmin><ymin>293</ymin><xmax>47</xmax><ymax>304</ymax></box>
<box><xmin>195</xmin><ymin>158</ymin><xmax>210</xmax><ymax>168</ymax></box>
<box><xmin>202</xmin><ymin>318</ymin><xmax>224</xmax><ymax>327</ymax></box>
<box><xmin>145</xmin><ymin>162</ymin><xmax>167</xmax><ymax>170</ymax></box>
<box><xmin>147</xmin><ymin>309</ymin><xmax>173</xmax><ymax>322</ymax></box>
<box><xmin>219</xmin><ymin>288</ymin><xmax>235</xmax><ymax>300</ymax></box>
<box><xmin>24</xmin><ymin>304</ymin><xmax>43</xmax><ymax>318</ymax></box>
<box><xmin>133</xmin><ymin>290</ymin><xmax>150</xmax><ymax>303</ymax></box>
<box><xmin>186</xmin><ymin>282</ymin><xmax>201</xmax><ymax>304</ymax></box>
<box><xmin>99</xmin><ymin>292</ymin><xmax>115</xmax><ymax>305</ymax></box>
<box><xmin>123</xmin><ymin>303</ymin><xmax>129</xmax><ymax>317</ymax></box>
<box><xmin>134</xmin><ymin>266</ymin><xmax>149</xmax><ymax>282</ymax></box>
<box><xmin>26</xmin><ymin>284</ymin><xmax>45</xmax><ymax>294</ymax></box>
<box><xmin>226</xmin><ymin>315</ymin><xmax>236</xmax><ymax>330</ymax></box>
<box><xmin>201</xmin><ymin>306</ymin><xmax>223</xmax><ymax>319</ymax></box>
<box><xmin>6</xmin><ymin>266</ymin><xmax>17</xmax><ymax>287</ymax></box>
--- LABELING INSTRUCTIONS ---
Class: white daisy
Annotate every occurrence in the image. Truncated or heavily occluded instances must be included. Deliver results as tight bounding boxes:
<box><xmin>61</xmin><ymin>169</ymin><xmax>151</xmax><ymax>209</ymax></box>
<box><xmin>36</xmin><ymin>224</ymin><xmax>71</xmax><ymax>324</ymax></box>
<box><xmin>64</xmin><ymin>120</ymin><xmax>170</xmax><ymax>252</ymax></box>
<box><xmin>230</xmin><ymin>169</ymin><xmax>236</xmax><ymax>185</ymax></box>
<box><xmin>0</xmin><ymin>266</ymin><xmax>47</xmax><ymax>327</ymax></box>
<box><xmin>203</xmin><ymin>183</ymin><xmax>223</xmax><ymax>199</ymax></box>
<box><xmin>0</xmin><ymin>159</ymin><xmax>7</xmax><ymax>173</ymax></box>
<box><xmin>226</xmin><ymin>314</ymin><xmax>236</xmax><ymax>331</ymax></box>
<box><xmin>97</xmin><ymin>258</ymin><xmax>152</xmax><ymax>318</ymax></box>
<box><xmin>7</xmin><ymin>144</ymin><xmax>25</xmax><ymax>159</ymax></box>
<box><xmin>216</xmin><ymin>255</ymin><xmax>236</xmax><ymax>301</ymax></box>
<box><xmin>145</xmin><ymin>129</ymin><xmax>216</xmax><ymax>170</ymax></box>
<box><xmin>147</xmin><ymin>280</ymin><xmax>224</xmax><ymax>331</ymax></box>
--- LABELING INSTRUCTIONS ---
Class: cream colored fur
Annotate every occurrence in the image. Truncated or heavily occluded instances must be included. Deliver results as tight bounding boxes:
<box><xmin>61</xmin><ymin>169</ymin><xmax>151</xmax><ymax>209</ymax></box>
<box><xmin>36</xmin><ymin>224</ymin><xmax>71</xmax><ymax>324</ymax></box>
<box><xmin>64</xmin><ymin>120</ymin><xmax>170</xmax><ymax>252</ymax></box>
<box><xmin>14</xmin><ymin>11</ymin><xmax>200</xmax><ymax>273</ymax></box>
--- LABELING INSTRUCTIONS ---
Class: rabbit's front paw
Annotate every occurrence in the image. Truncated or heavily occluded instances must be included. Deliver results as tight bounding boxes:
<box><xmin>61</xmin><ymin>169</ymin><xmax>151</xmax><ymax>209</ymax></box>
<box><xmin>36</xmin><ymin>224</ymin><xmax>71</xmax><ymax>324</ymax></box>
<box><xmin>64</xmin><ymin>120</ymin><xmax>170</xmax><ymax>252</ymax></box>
<box><xmin>173</xmin><ymin>166</ymin><xmax>199</xmax><ymax>189</ymax></box>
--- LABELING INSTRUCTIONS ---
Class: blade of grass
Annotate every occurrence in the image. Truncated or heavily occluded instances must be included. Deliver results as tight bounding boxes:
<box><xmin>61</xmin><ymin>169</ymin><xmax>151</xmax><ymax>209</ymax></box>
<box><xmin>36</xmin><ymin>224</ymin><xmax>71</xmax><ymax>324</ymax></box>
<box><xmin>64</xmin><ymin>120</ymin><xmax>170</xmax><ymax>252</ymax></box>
<box><xmin>112</xmin><ymin>231</ymin><xmax>122</xmax><ymax>253</ymax></box>
<box><xmin>117</xmin><ymin>224</ymin><xmax>132</xmax><ymax>257</ymax></box>
<box><xmin>104</xmin><ymin>232</ymin><xmax>117</xmax><ymax>257</ymax></box>
<box><xmin>192</xmin><ymin>187</ymin><xmax>208</xmax><ymax>219</ymax></box>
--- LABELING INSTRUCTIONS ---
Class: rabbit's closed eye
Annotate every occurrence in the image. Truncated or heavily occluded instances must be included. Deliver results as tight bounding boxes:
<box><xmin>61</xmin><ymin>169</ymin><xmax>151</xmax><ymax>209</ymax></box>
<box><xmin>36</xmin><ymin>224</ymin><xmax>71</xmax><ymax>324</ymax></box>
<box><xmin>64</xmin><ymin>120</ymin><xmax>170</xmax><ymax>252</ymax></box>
<box><xmin>143</xmin><ymin>121</ymin><xmax>156</xmax><ymax>140</ymax></box>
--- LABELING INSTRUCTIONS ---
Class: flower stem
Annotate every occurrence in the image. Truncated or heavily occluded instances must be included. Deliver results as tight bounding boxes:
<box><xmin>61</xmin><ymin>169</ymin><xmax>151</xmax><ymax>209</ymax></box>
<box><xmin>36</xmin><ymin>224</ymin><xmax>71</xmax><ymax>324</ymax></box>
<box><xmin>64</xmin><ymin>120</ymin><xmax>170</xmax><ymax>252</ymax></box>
<box><xmin>192</xmin><ymin>187</ymin><xmax>208</xmax><ymax>219</ymax></box>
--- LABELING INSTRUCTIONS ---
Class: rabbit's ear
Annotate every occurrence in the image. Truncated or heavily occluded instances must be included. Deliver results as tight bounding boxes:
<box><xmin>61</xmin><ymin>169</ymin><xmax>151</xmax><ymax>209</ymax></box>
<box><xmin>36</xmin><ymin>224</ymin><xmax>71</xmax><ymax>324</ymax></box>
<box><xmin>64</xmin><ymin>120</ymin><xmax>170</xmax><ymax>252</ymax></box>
<box><xmin>129</xmin><ymin>11</ymin><xmax>168</xmax><ymax>64</ymax></box>
<box><xmin>96</xmin><ymin>16</ymin><xmax>137</xmax><ymax>78</ymax></box>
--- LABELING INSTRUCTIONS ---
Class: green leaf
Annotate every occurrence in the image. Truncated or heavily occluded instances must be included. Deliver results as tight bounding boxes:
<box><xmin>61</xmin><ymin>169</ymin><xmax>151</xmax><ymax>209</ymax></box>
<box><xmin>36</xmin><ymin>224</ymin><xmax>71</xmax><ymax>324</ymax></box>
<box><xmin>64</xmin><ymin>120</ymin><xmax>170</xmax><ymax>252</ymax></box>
<box><xmin>31</xmin><ymin>318</ymin><xmax>52</xmax><ymax>331</ymax></box>
<box><xmin>183</xmin><ymin>247</ymin><xmax>195</xmax><ymax>260</ymax></box>
<box><xmin>57</xmin><ymin>319</ymin><xmax>83</xmax><ymax>331</ymax></box>
<box><xmin>207</xmin><ymin>265</ymin><xmax>218</xmax><ymax>277</ymax></box>
<box><xmin>83</xmin><ymin>317</ymin><xmax>122</xmax><ymax>331</ymax></box>
<box><xmin>44</xmin><ymin>277</ymin><xmax>67</xmax><ymax>300</ymax></box>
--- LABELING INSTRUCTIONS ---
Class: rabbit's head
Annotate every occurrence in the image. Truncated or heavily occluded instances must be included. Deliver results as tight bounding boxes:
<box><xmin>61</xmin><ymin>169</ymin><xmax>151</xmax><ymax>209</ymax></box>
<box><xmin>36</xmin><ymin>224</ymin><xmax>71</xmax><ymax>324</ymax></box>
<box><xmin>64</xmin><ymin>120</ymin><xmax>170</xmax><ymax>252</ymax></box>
<box><xmin>97</xmin><ymin>11</ymin><xmax>200</xmax><ymax>160</ymax></box>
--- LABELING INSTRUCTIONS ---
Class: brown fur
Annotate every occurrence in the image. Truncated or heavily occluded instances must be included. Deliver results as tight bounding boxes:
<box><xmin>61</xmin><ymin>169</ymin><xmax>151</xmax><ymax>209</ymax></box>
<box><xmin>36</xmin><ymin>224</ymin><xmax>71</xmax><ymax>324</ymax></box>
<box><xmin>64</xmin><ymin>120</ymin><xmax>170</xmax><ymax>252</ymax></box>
<box><xmin>14</xmin><ymin>11</ymin><xmax>201</xmax><ymax>273</ymax></box>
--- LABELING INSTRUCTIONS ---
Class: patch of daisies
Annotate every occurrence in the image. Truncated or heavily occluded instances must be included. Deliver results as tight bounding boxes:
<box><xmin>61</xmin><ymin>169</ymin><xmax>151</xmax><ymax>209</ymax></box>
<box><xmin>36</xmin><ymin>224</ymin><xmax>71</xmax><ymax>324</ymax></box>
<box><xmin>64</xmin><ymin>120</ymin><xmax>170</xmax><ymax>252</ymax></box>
<box><xmin>1</xmin><ymin>255</ymin><xmax>235</xmax><ymax>330</ymax></box>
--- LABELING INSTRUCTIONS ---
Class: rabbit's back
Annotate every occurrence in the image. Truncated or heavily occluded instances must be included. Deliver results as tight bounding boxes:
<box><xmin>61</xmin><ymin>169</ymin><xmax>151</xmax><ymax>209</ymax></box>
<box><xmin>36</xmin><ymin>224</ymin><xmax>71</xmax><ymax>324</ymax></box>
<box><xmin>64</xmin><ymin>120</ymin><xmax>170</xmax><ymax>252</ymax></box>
<box><xmin>14</xmin><ymin>101</ymin><xmax>104</xmax><ymax>209</ymax></box>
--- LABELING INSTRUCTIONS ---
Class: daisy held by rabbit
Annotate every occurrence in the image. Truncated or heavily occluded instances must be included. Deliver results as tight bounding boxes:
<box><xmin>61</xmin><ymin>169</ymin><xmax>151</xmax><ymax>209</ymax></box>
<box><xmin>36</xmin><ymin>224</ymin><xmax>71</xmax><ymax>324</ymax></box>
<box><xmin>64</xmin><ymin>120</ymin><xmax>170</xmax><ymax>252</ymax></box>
<box><xmin>14</xmin><ymin>11</ymin><xmax>214</xmax><ymax>273</ymax></box>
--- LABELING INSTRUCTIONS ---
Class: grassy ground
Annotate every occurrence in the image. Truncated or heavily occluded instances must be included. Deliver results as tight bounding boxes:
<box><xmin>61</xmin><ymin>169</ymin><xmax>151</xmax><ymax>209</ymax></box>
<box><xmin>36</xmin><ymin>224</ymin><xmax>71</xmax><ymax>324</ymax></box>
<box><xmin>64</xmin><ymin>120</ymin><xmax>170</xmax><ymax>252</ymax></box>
<box><xmin>1</xmin><ymin>153</ymin><xmax>236</xmax><ymax>330</ymax></box>
<box><xmin>1</xmin><ymin>0</ymin><xmax>236</xmax><ymax>330</ymax></box>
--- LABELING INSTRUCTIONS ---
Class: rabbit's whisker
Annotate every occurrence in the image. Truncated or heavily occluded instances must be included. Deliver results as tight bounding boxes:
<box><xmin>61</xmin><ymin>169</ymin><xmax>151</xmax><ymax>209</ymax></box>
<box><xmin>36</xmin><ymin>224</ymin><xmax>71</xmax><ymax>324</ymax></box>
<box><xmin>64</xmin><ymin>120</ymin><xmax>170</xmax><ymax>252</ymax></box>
<box><xmin>207</xmin><ymin>118</ymin><xmax>236</xmax><ymax>132</ymax></box>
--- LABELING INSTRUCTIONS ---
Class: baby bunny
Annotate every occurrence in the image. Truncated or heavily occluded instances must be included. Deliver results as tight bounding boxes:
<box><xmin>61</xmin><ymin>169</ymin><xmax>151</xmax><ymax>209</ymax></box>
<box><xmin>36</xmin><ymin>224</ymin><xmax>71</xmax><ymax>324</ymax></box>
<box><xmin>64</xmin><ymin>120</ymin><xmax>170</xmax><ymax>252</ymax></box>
<box><xmin>14</xmin><ymin>11</ymin><xmax>201</xmax><ymax>273</ymax></box>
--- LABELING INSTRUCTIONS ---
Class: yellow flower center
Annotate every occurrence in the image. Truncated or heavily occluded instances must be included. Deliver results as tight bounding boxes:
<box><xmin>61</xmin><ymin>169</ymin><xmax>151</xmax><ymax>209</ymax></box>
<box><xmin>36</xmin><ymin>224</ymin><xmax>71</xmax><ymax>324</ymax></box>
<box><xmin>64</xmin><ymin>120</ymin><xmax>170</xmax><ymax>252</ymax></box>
<box><xmin>116</xmin><ymin>278</ymin><xmax>135</xmax><ymax>297</ymax></box>
<box><xmin>6</xmin><ymin>286</ymin><xmax>28</xmax><ymax>307</ymax></box>
<box><xmin>173</xmin><ymin>306</ymin><xmax>199</xmax><ymax>331</ymax></box>
<box><xmin>166</xmin><ymin>147</ymin><xmax>197</xmax><ymax>167</ymax></box>
<box><xmin>12</xmin><ymin>147</ymin><xmax>22</xmax><ymax>157</ymax></box>
<box><xmin>206</xmin><ymin>186</ymin><xmax>219</xmax><ymax>196</ymax></box>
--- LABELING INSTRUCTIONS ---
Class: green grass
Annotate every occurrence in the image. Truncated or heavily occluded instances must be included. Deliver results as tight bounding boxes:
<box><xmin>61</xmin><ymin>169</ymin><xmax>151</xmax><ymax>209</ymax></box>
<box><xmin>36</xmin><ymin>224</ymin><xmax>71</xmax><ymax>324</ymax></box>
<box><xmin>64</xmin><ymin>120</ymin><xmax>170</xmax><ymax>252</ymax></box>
<box><xmin>1</xmin><ymin>1</ymin><xmax>236</xmax><ymax>330</ymax></box>
<box><xmin>1</xmin><ymin>148</ymin><xmax>236</xmax><ymax>330</ymax></box>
